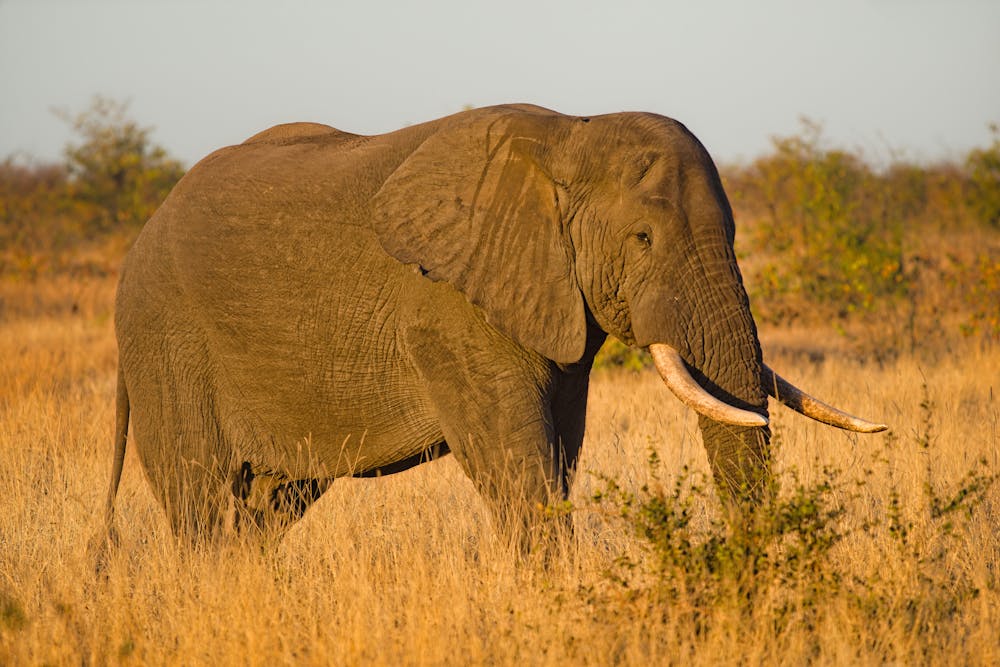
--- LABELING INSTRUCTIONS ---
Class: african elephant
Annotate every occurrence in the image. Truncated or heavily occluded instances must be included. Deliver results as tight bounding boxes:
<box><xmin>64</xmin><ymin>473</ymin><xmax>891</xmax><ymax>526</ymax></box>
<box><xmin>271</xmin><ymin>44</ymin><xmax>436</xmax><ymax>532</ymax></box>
<box><xmin>102</xmin><ymin>104</ymin><xmax>886</xmax><ymax>546</ymax></box>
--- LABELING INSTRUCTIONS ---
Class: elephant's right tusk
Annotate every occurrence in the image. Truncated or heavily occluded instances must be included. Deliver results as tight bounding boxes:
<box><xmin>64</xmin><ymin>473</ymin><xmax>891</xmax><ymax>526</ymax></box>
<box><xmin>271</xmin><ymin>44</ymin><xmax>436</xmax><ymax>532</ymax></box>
<box><xmin>649</xmin><ymin>344</ymin><xmax>769</xmax><ymax>428</ymax></box>
<box><xmin>762</xmin><ymin>365</ymin><xmax>889</xmax><ymax>433</ymax></box>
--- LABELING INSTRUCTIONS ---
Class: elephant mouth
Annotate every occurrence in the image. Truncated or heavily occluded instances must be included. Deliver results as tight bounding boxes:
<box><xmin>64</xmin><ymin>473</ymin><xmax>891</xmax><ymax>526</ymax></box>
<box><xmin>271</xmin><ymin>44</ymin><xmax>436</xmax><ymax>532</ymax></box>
<box><xmin>648</xmin><ymin>344</ymin><xmax>888</xmax><ymax>433</ymax></box>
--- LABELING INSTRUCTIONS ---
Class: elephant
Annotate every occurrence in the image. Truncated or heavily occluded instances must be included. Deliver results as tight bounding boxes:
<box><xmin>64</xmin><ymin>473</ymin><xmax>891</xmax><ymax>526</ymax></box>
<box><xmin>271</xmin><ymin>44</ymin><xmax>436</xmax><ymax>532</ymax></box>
<box><xmin>101</xmin><ymin>104</ymin><xmax>886</xmax><ymax>547</ymax></box>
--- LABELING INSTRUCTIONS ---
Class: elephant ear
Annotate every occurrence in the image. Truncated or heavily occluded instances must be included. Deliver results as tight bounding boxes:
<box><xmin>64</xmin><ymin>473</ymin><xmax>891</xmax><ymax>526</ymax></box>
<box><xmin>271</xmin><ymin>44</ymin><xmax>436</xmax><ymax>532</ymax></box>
<box><xmin>372</xmin><ymin>111</ymin><xmax>586</xmax><ymax>364</ymax></box>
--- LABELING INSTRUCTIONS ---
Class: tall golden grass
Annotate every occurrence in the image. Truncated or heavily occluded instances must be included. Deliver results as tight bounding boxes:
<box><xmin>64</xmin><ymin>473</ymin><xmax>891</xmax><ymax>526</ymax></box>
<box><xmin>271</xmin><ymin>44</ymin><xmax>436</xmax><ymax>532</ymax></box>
<box><xmin>1</xmin><ymin>276</ymin><xmax>997</xmax><ymax>665</ymax></box>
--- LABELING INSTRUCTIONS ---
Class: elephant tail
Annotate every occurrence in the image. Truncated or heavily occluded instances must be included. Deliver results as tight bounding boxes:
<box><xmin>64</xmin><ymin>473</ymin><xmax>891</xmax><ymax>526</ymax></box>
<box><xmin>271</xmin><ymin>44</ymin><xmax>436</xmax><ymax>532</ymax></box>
<box><xmin>103</xmin><ymin>364</ymin><xmax>130</xmax><ymax>547</ymax></box>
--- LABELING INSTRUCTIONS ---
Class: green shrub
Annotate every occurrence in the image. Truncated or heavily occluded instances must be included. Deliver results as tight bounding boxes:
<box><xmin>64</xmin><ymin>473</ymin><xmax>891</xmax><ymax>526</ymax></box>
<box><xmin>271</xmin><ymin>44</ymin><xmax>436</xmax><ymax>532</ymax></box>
<box><xmin>55</xmin><ymin>95</ymin><xmax>184</xmax><ymax>234</ymax></box>
<box><xmin>1</xmin><ymin>98</ymin><xmax>186</xmax><ymax>279</ymax></box>
<box><xmin>731</xmin><ymin>121</ymin><xmax>909</xmax><ymax>323</ymax></box>
<box><xmin>587</xmin><ymin>395</ymin><xmax>997</xmax><ymax>649</ymax></box>
<box><xmin>958</xmin><ymin>252</ymin><xmax>1000</xmax><ymax>341</ymax></box>
<box><xmin>966</xmin><ymin>124</ymin><xmax>1000</xmax><ymax>228</ymax></box>
<box><xmin>591</xmin><ymin>450</ymin><xmax>845</xmax><ymax>610</ymax></box>
<box><xmin>592</xmin><ymin>337</ymin><xmax>651</xmax><ymax>371</ymax></box>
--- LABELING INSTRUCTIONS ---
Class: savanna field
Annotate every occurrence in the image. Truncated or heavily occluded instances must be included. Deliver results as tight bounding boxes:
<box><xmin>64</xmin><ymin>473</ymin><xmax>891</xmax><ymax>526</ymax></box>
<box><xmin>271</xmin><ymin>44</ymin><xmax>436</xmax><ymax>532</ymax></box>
<box><xmin>1</xmin><ymin>102</ymin><xmax>999</xmax><ymax>664</ymax></box>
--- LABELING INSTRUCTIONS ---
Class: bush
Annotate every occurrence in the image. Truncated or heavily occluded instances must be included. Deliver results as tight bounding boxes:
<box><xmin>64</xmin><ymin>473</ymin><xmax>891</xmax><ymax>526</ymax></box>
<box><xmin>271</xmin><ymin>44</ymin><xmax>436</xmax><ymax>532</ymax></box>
<box><xmin>0</xmin><ymin>97</ymin><xmax>185</xmax><ymax>279</ymax></box>
<box><xmin>721</xmin><ymin>120</ymin><xmax>1000</xmax><ymax>354</ymax></box>
<box><xmin>592</xmin><ymin>450</ymin><xmax>846</xmax><ymax>610</ymax></box>
<box><xmin>0</xmin><ymin>159</ymin><xmax>78</xmax><ymax>277</ymax></box>
<box><xmin>958</xmin><ymin>252</ymin><xmax>1000</xmax><ymax>341</ymax></box>
<box><xmin>728</xmin><ymin>120</ymin><xmax>909</xmax><ymax>323</ymax></box>
<box><xmin>588</xmin><ymin>404</ymin><xmax>997</xmax><ymax>655</ymax></box>
<box><xmin>592</xmin><ymin>337</ymin><xmax>651</xmax><ymax>371</ymax></box>
<box><xmin>966</xmin><ymin>124</ymin><xmax>1000</xmax><ymax>228</ymax></box>
<box><xmin>55</xmin><ymin>95</ymin><xmax>184</xmax><ymax>234</ymax></box>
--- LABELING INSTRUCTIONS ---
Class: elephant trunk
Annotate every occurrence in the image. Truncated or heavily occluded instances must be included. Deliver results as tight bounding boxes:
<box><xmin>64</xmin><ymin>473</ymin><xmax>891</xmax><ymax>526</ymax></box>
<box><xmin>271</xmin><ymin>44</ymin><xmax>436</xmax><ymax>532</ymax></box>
<box><xmin>648</xmin><ymin>338</ymin><xmax>889</xmax><ymax>513</ymax></box>
<box><xmin>643</xmin><ymin>275</ymin><xmax>773</xmax><ymax>511</ymax></box>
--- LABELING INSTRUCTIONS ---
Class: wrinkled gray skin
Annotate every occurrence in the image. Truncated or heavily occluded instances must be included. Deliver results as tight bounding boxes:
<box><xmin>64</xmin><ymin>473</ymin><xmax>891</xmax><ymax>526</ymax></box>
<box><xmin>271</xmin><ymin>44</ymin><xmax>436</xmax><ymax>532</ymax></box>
<box><xmin>108</xmin><ymin>104</ymin><xmax>770</xmax><ymax>544</ymax></box>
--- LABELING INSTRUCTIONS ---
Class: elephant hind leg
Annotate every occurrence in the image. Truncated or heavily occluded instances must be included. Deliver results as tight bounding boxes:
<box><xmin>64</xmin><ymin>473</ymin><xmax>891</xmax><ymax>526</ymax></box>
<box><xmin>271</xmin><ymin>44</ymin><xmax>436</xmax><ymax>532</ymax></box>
<box><xmin>146</xmin><ymin>457</ymin><xmax>236</xmax><ymax>544</ymax></box>
<box><xmin>230</xmin><ymin>462</ymin><xmax>331</xmax><ymax>537</ymax></box>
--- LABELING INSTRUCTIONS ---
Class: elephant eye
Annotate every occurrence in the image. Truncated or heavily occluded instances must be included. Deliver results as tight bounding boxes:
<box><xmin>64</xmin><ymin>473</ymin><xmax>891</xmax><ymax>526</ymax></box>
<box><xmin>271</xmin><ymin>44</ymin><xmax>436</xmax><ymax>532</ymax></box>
<box><xmin>634</xmin><ymin>231</ymin><xmax>652</xmax><ymax>248</ymax></box>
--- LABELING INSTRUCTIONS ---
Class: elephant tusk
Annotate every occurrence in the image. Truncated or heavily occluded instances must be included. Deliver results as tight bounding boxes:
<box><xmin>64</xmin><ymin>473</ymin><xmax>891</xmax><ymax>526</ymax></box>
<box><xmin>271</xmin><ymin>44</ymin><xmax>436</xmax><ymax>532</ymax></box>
<box><xmin>762</xmin><ymin>365</ymin><xmax>889</xmax><ymax>433</ymax></box>
<box><xmin>649</xmin><ymin>344</ymin><xmax>769</xmax><ymax>428</ymax></box>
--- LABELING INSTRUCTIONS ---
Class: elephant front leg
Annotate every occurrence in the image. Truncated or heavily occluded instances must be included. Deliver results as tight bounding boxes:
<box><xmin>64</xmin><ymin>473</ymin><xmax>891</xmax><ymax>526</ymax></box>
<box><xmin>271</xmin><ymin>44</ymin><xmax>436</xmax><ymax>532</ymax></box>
<box><xmin>407</xmin><ymin>328</ymin><xmax>562</xmax><ymax>553</ymax></box>
<box><xmin>446</xmin><ymin>418</ymin><xmax>560</xmax><ymax>553</ymax></box>
<box><xmin>549</xmin><ymin>366</ymin><xmax>595</xmax><ymax>499</ymax></box>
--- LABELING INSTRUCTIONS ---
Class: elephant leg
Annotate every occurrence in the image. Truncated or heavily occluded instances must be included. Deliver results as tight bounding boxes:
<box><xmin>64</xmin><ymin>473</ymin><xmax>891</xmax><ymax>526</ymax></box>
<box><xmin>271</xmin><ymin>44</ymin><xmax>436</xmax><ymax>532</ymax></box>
<box><xmin>438</xmin><ymin>411</ymin><xmax>557</xmax><ymax>552</ymax></box>
<box><xmin>130</xmin><ymin>424</ymin><xmax>236</xmax><ymax>543</ymax></box>
<box><xmin>407</xmin><ymin>327</ymin><xmax>560</xmax><ymax>551</ymax></box>
<box><xmin>550</xmin><ymin>369</ymin><xmax>593</xmax><ymax>498</ymax></box>
<box><xmin>125</xmin><ymin>358</ymin><xmax>235</xmax><ymax>543</ymax></box>
<box><xmin>164</xmin><ymin>458</ymin><xmax>234</xmax><ymax>542</ymax></box>
<box><xmin>230</xmin><ymin>462</ymin><xmax>331</xmax><ymax>537</ymax></box>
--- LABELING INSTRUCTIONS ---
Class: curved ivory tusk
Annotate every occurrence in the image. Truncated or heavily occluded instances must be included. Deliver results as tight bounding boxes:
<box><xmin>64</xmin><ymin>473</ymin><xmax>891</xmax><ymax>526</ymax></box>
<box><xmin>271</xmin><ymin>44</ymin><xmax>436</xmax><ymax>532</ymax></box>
<box><xmin>762</xmin><ymin>365</ymin><xmax>889</xmax><ymax>433</ymax></box>
<box><xmin>649</xmin><ymin>344</ymin><xmax>769</xmax><ymax>428</ymax></box>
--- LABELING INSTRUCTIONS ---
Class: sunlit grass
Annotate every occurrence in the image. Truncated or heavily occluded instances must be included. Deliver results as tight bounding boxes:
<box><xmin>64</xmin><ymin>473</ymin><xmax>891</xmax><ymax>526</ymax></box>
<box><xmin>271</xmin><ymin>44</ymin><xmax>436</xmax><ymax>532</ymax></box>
<box><xmin>1</xmin><ymin>276</ymin><xmax>997</xmax><ymax>665</ymax></box>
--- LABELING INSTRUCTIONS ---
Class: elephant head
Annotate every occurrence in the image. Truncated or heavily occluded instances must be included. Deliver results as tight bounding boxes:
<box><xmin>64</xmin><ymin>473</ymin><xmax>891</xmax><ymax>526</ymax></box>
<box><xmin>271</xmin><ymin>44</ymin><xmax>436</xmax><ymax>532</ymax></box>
<box><xmin>373</xmin><ymin>105</ymin><xmax>885</xmax><ymax>509</ymax></box>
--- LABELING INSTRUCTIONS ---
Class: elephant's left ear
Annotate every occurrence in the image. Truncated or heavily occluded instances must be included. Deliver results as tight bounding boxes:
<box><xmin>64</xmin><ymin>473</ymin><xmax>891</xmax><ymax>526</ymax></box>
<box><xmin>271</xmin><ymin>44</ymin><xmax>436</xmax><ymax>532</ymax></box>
<box><xmin>372</xmin><ymin>111</ymin><xmax>586</xmax><ymax>364</ymax></box>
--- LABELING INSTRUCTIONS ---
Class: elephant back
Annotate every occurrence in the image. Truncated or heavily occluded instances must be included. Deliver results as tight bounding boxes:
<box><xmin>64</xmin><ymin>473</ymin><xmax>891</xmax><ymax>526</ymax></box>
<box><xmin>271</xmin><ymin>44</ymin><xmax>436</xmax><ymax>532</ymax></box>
<box><xmin>242</xmin><ymin>122</ymin><xmax>357</xmax><ymax>147</ymax></box>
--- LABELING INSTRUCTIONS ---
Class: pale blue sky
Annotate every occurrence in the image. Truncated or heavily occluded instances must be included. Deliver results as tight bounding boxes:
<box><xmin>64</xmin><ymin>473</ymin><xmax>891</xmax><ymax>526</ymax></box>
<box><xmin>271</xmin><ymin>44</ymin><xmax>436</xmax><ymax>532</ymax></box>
<box><xmin>1</xmin><ymin>0</ymin><xmax>998</xmax><ymax>167</ymax></box>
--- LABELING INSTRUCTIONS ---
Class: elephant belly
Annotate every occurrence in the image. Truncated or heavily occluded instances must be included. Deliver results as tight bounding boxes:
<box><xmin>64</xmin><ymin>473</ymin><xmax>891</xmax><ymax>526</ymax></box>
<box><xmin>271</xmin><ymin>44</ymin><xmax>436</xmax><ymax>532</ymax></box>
<box><xmin>224</xmin><ymin>359</ymin><xmax>445</xmax><ymax>479</ymax></box>
<box><xmin>122</xmin><ymin>215</ymin><xmax>446</xmax><ymax>480</ymax></box>
<box><xmin>206</xmin><ymin>291</ymin><xmax>445</xmax><ymax>479</ymax></box>
<box><xmin>215</xmin><ymin>262</ymin><xmax>443</xmax><ymax>477</ymax></box>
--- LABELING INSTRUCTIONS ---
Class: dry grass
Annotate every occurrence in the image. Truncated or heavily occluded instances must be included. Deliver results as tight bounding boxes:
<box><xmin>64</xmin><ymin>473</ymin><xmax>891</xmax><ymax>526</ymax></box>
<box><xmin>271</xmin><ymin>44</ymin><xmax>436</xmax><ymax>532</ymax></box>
<box><xmin>1</xmin><ymin>276</ymin><xmax>997</xmax><ymax>666</ymax></box>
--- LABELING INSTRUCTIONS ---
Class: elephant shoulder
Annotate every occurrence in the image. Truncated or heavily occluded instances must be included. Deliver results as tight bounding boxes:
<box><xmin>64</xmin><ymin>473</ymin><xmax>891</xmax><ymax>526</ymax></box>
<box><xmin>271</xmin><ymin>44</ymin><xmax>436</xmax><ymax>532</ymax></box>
<box><xmin>242</xmin><ymin>122</ymin><xmax>357</xmax><ymax>146</ymax></box>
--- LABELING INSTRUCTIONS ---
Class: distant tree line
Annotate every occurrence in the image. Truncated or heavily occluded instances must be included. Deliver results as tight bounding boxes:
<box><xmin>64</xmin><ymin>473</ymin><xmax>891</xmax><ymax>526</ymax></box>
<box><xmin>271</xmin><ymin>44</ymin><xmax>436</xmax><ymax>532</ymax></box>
<box><xmin>1</xmin><ymin>96</ymin><xmax>183</xmax><ymax>276</ymax></box>
<box><xmin>1</xmin><ymin>98</ymin><xmax>997</xmax><ymax>347</ymax></box>
<box><xmin>720</xmin><ymin>120</ymin><xmax>1000</xmax><ymax>347</ymax></box>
